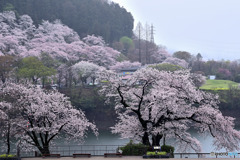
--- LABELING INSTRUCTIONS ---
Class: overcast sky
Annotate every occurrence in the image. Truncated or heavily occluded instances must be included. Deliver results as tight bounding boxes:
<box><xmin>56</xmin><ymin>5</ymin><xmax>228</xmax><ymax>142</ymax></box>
<box><xmin>111</xmin><ymin>0</ymin><xmax>240</xmax><ymax>61</ymax></box>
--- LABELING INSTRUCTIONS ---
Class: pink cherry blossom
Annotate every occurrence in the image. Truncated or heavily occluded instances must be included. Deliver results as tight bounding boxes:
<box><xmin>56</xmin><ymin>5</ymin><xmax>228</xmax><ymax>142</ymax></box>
<box><xmin>99</xmin><ymin>68</ymin><xmax>240</xmax><ymax>152</ymax></box>
<box><xmin>0</xmin><ymin>82</ymin><xmax>98</xmax><ymax>154</ymax></box>
<box><xmin>110</xmin><ymin>61</ymin><xmax>141</xmax><ymax>72</ymax></box>
<box><xmin>0</xmin><ymin>11</ymin><xmax>120</xmax><ymax>67</ymax></box>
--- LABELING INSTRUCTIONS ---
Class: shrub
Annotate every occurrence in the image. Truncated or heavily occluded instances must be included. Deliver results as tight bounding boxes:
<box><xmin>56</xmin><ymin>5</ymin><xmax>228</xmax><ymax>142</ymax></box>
<box><xmin>146</xmin><ymin>152</ymin><xmax>154</xmax><ymax>156</ymax></box>
<box><xmin>161</xmin><ymin>145</ymin><xmax>174</xmax><ymax>158</ymax></box>
<box><xmin>0</xmin><ymin>154</ymin><xmax>7</xmax><ymax>158</ymax></box>
<box><xmin>161</xmin><ymin>145</ymin><xmax>174</xmax><ymax>153</ymax></box>
<box><xmin>157</xmin><ymin>151</ymin><xmax>167</xmax><ymax>155</ymax></box>
<box><xmin>6</xmin><ymin>155</ymin><xmax>16</xmax><ymax>158</ymax></box>
<box><xmin>146</xmin><ymin>151</ymin><xmax>167</xmax><ymax>156</ymax></box>
<box><xmin>120</xmin><ymin>140</ymin><xmax>149</xmax><ymax>155</ymax></box>
<box><xmin>0</xmin><ymin>154</ymin><xmax>16</xmax><ymax>158</ymax></box>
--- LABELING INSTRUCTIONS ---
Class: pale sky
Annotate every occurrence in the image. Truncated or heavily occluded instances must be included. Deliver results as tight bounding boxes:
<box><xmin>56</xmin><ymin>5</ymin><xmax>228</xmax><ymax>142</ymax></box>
<box><xmin>111</xmin><ymin>0</ymin><xmax>240</xmax><ymax>60</ymax></box>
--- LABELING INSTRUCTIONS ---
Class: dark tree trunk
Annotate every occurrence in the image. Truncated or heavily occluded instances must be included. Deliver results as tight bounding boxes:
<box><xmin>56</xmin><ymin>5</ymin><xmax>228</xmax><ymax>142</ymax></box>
<box><xmin>32</xmin><ymin>77</ymin><xmax>35</xmax><ymax>84</ymax></box>
<box><xmin>42</xmin><ymin>77</ymin><xmax>45</xmax><ymax>88</ymax></box>
<box><xmin>65</xmin><ymin>76</ymin><xmax>68</xmax><ymax>87</ymax></box>
<box><xmin>39</xmin><ymin>144</ymin><xmax>50</xmax><ymax>155</ymax></box>
<box><xmin>57</xmin><ymin>74</ymin><xmax>62</xmax><ymax>88</ymax></box>
<box><xmin>32</xmin><ymin>77</ymin><xmax>38</xmax><ymax>85</ymax></box>
<box><xmin>69</xmin><ymin>71</ymin><xmax>72</xmax><ymax>88</ymax></box>
<box><xmin>1</xmin><ymin>76</ymin><xmax>6</xmax><ymax>83</ymax></box>
<box><xmin>7</xmin><ymin>122</ymin><xmax>10</xmax><ymax>154</ymax></box>
<box><xmin>152</xmin><ymin>134</ymin><xmax>162</xmax><ymax>146</ymax></box>
<box><xmin>92</xmin><ymin>78</ymin><xmax>96</xmax><ymax>85</ymax></box>
<box><xmin>142</xmin><ymin>132</ymin><xmax>150</xmax><ymax>146</ymax></box>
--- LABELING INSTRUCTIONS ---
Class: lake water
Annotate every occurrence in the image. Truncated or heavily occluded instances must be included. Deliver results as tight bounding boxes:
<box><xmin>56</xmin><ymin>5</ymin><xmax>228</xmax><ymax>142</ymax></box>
<box><xmin>54</xmin><ymin>129</ymin><xmax>236</xmax><ymax>153</ymax></box>
<box><xmin>1</xmin><ymin>129</ymin><xmax>239</xmax><ymax>158</ymax></box>
<box><xmin>49</xmin><ymin>129</ymin><xmax>240</xmax><ymax>158</ymax></box>
<box><xmin>84</xmin><ymin>130</ymin><xmax>226</xmax><ymax>152</ymax></box>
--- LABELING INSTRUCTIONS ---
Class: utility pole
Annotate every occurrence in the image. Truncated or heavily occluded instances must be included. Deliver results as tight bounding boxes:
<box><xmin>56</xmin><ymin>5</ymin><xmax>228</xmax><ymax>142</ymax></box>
<box><xmin>150</xmin><ymin>24</ymin><xmax>155</xmax><ymax>44</ymax></box>
<box><xmin>145</xmin><ymin>23</ymin><xmax>150</xmax><ymax>64</ymax></box>
<box><xmin>149</xmin><ymin>24</ymin><xmax>155</xmax><ymax>64</ymax></box>
<box><xmin>135</xmin><ymin>22</ymin><xmax>143</xmax><ymax>64</ymax></box>
<box><xmin>138</xmin><ymin>25</ymin><xmax>142</xmax><ymax>63</ymax></box>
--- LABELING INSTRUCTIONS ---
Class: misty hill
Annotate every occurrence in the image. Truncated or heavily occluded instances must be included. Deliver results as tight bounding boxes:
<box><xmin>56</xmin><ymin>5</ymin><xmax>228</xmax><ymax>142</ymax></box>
<box><xmin>0</xmin><ymin>0</ymin><xmax>134</xmax><ymax>43</ymax></box>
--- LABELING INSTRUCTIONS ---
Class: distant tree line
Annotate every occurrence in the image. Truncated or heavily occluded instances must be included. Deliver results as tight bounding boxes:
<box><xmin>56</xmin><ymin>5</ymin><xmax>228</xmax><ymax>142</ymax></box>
<box><xmin>0</xmin><ymin>0</ymin><xmax>134</xmax><ymax>43</ymax></box>
<box><xmin>191</xmin><ymin>57</ymin><xmax>240</xmax><ymax>82</ymax></box>
<box><xmin>165</xmin><ymin>51</ymin><xmax>240</xmax><ymax>83</ymax></box>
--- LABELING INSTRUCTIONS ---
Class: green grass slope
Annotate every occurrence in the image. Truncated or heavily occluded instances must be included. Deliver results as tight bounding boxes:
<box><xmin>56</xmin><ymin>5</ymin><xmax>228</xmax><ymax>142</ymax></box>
<box><xmin>200</xmin><ymin>80</ymin><xmax>239</xmax><ymax>90</ymax></box>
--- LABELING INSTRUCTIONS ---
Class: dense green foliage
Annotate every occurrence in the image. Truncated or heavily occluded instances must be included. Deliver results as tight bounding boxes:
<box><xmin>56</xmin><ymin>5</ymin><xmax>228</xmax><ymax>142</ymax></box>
<box><xmin>204</xmin><ymin>85</ymin><xmax>240</xmax><ymax>110</ymax></box>
<box><xmin>17</xmin><ymin>56</ymin><xmax>56</xmax><ymax>85</ymax></box>
<box><xmin>200</xmin><ymin>80</ymin><xmax>239</xmax><ymax>90</ymax></box>
<box><xmin>218</xmin><ymin>86</ymin><xmax>240</xmax><ymax>110</ymax></box>
<box><xmin>161</xmin><ymin>145</ymin><xmax>174</xmax><ymax>153</ymax></box>
<box><xmin>58</xmin><ymin>86</ymin><xmax>117</xmax><ymax>130</ymax></box>
<box><xmin>0</xmin><ymin>0</ymin><xmax>133</xmax><ymax>43</ymax></box>
<box><xmin>173</xmin><ymin>51</ymin><xmax>191</xmax><ymax>63</ymax></box>
<box><xmin>120</xmin><ymin>141</ymin><xmax>149</xmax><ymax>155</ymax></box>
<box><xmin>119</xmin><ymin>36</ymin><xmax>134</xmax><ymax>55</ymax></box>
<box><xmin>191</xmin><ymin>58</ymin><xmax>240</xmax><ymax>83</ymax></box>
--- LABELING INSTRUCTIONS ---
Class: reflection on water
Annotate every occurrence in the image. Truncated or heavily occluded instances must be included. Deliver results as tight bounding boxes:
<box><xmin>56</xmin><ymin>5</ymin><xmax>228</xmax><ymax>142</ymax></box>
<box><xmin>54</xmin><ymin>130</ymin><xmax>129</xmax><ymax>146</ymax></box>
<box><xmin>55</xmin><ymin>129</ymin><xmax>239</xmax><ymax>153</ymax></box>
<box><xmin>50</xmin><ymin>130</ymin><xmax>129</xmax><ymax>156</ymax></box>
<box><xmin>1</xmin><ymin>129</ymin><xmax>240</xmax><ymax>155</ymax></box>
<box><xmin>49</xmin><ymin>129</ymin><xmax>240</xmax><ymax>157</ymax></box>
<box><xmin>83</xmin><ymin>130</ymin><xmax>129</xmax><ymax>145</ymax></box>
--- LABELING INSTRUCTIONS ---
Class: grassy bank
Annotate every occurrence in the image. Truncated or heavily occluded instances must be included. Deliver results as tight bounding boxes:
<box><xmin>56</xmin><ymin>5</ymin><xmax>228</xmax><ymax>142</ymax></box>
<box><xmin>200</xmin><ymin>80</ymin><xmax>239</xmax><ymax>90</ymax></box>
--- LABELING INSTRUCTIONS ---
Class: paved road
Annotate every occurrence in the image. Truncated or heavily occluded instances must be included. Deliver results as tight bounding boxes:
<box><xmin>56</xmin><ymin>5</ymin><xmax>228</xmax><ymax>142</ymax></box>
<box><xmin>22</xmin><ymin>157</ymin><xmax>234</xmax><ymax>160</ymax></box>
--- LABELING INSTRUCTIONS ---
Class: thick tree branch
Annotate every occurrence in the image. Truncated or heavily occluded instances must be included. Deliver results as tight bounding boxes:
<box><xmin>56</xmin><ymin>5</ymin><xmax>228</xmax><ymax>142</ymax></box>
<box><xmin>117</xmin><ymin>85</ymin><xmax>129</xmax><ymax>108</ymax></box>
<box><xmin>47</xmin><ymin>122</ymin><xmax>67</xmax><ymax>143</ymax></box>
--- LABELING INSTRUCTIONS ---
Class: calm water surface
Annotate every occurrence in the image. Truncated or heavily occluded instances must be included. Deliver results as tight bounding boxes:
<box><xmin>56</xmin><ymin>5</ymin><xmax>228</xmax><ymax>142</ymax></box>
<box><xmin>1</xmin><ymin>129</ymin><xmax>239</xmax><ymax>156</ymax></box>
<box><xmin>55</xmin><ymin>129</ymin><xmax>238</xmax><ymax>153</ymax></box>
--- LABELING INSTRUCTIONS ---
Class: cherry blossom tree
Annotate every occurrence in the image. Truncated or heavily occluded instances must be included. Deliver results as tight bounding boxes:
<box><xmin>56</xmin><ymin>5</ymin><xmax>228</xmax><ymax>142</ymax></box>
<box><xmin>163</xmin><ymin>57</ymin><xmax>189</xmax><ymax>68</ymax></box>
<box><xmin>217</xmin><ymin>68</ymin><xmax>232</xmax><ymax>80</ymax></box>
<box><xmin>72</xmin><ymin>61</ymin><xmax>105</xmax><ymax>85</ymax></box>
<box><xmin>0</xmin><ymin>82</ymin><xmax>98</xmax><ymax>154</ymax></box>
<box><xmin>0</xmin><ymin>11</ymin><xmax>121</xmax><ymax>68</ymax></box>
<box><xmin>148</xmin><ymin>63</ymin><xmax>183</xmax><ymax>72</ymax></box>
<box><xmin>56</xmin><ymin>63</ymin><xmax>68</xmax><ymax>88</ymax></box>
<box><xmin>82</xmin><ymin>35</ymin><xmax>105</xmax><ymax>46</ymax></box>
<box><xmin>149</xmin><ymin>63</ymin><xmax>206</xmax><ymax>88</ymax></box>
<box><xmin>110</xmin><ymin>61</ymin><xmax>141</xmax><ymax>72</ymax></box>
<box><xmin>84</xmin><ymin>44</ymin><xmax>121</xmax><ymax>68</ymax></box>
<box><xmin>149</xmin><ymin>45</ymin><xmax>170</xmax><ymax>64</ymax></box>
<box><xmin>0</xmin><ymin>102</ymin><xmax>21</xmax><ymax>154</ymax></box>
<box><xmin>99</xmin><ymin>68</ymin><xmax>240</xmax><ymax>152</ymax></box>
<box><xmin>190</xmin><ymin>73</ymin><xmax>206</xmax><ymax>88</ymax></box>
<box><xmin>0</xmin><ymin>11</ymin><xmax>29</xmax><ymax>56</ymax></box>
<box><xmin>24</xmin><ymin>20</ymin><xmax>84</xmax><ymax>61</ymax></box>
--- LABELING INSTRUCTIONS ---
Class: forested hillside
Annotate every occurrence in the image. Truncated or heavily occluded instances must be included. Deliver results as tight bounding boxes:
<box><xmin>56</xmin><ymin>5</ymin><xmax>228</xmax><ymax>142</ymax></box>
<box><xmin>0</xmin><ymin>0</ymin><xmax>134</xmax><ymax>43</ymax></box>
